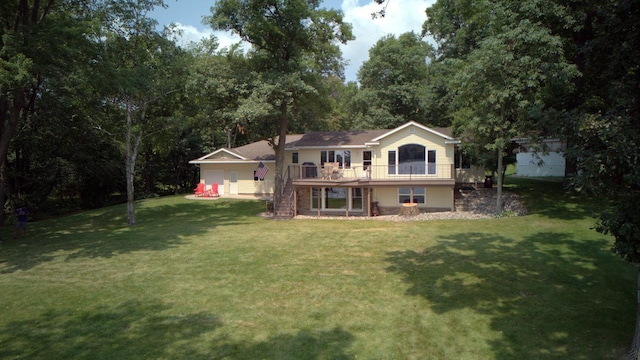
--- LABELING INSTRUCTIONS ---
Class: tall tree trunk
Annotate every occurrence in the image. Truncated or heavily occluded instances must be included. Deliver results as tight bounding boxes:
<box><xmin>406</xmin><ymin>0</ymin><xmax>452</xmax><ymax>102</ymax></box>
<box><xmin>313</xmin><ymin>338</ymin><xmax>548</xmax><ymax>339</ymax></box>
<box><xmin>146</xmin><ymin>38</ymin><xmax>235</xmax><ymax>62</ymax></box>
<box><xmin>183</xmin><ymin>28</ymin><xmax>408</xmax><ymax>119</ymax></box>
<box><xmin>125</xmin><ymin>100</ymin><xmax>142</xmax><ymax>226</ymax></box>
<box><xmin>626</xmin><ymin>267</ymin><xmax>640</xmax><ymax>360</ymax></box>
<box><xmin>495</xmin><ymin>149</ymin><xmax>504</xmax><ymax>214</ymax></box>
<box><xmin>126</xmin><ymin>156</ymin><xmax>136</xmax><ymax>226</ymax></box>
<box><xmin>273</xmin><ymin>102</ymin><xmax>288</xmax><ymax>207</ymax></box>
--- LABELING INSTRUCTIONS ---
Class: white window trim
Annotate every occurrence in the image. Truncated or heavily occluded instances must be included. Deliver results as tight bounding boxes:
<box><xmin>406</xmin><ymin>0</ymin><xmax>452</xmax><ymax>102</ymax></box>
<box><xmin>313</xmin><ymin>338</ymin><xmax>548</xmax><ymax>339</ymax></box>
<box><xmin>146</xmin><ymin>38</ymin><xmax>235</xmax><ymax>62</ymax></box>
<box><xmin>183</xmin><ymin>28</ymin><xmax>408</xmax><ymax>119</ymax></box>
<box><xmin>311</xmin><ymin>187</ymin><xmax>364</xmax><ymax>212</ymax></box>
<box><xmin>388</xmin><ymin>146</ymin><xmax>437</xmax><ymax>176</ymax></box>
<box><xmin>398</xmin><ymin>187</ymin><xmax>426</xmax><ymax>205</ymax></box>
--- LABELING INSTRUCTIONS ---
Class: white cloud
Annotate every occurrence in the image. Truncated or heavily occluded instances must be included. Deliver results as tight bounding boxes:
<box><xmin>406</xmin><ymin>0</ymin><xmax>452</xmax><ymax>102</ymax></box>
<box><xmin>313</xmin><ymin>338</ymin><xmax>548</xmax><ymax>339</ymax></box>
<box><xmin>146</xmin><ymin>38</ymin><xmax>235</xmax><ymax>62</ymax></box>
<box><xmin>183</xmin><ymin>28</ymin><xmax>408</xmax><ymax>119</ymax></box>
<box><xmin>171</xmin><ymin>22</ymin><xmax>245</xmax><ymax>51</ymax></box>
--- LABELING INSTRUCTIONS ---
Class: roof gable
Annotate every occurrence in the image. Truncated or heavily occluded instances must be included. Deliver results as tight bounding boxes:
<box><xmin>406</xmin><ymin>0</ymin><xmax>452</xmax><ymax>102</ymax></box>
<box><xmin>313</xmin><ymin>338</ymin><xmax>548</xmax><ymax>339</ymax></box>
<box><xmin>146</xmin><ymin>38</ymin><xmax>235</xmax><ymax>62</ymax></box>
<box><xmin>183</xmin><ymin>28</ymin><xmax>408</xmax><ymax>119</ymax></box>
<box><xmin>190</xmin><ymin>135</ymin><xmax>305</xmax><ymax>164</ymax></box>
<box><xmin>370</xmin><ymin>121</ymin><xmax>455</xmax><ymax>142</ymax></box>
<box><xmin>195</xmin><ymin>148</ymin><xmax>246</xmax><ymax>161</ymax></box>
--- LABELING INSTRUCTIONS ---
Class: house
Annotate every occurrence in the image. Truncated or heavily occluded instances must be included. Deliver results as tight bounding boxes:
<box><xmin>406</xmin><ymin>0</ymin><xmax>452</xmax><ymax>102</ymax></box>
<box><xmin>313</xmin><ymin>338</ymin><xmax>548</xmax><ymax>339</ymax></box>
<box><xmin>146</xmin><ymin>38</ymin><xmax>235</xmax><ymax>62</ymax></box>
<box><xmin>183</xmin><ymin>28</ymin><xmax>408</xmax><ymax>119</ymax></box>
<box><xmin>189</xmin><ymin>121</ymin><xmax>484</xmax><ymax>217</ymax></box>
<box><xmin>515</xmin><ymin>138</ymin><xmax>566</xmax><ymax>177</ymax></box>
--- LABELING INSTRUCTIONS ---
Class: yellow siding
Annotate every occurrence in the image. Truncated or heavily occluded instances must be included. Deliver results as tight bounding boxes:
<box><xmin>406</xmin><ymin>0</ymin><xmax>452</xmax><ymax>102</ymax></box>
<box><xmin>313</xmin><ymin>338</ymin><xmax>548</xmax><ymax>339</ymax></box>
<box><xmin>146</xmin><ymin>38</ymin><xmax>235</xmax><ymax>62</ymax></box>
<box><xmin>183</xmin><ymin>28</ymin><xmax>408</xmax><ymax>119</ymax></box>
<box><xmin>373</xmin><ymin>188</ymin><xmax>398</xmax><ymax>207</ymax></box>
<box><xmin>426</xmin><ymin>187</ymin><xmax>452</xmax><ymax>208</ymax></box>
<box><xmin>288</xmin><ymin>126</ymin><xmax>457</xmax><ymax>179</ymax></box>
<box><xmin>290</xmin><ymin>148</ymin><xmax>367</xmax><ymax>175</ymax></box>
<box><xmin>199</xmin><ymin>163</ymin><xmax>274</xmax><ymax>195</ymax></box>
<box><xmin>235</xmin><ymin>164</ymin><xmax>275</xmax><ymax>195</ymax></box>
<box><xmin>376</xmin><ymin>127</ymin><xmax>451</xmax><ymax>163</ymax></box>
<box><xmin>371</xmin><ymin>125</ymin><xmax>455</xmax><ymax>179</ymax></box>
<box><xmin>373</xmin><ymin>186</ymin><xmax>452</xmax><ymax>209</ymax></box>
<box><xmin>292</xmin><ymin>149</ymin><xmax>320</xmax><ymax>166</ymax></box>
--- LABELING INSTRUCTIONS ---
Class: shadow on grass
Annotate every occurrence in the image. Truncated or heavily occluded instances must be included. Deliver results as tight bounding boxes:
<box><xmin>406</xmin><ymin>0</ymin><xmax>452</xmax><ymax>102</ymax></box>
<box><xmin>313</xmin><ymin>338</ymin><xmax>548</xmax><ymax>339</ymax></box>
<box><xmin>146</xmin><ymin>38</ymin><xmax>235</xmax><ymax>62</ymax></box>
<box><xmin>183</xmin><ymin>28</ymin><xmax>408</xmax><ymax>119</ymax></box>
<box><xmin>505</xmin><ymin>176</ymin><xmax>603</xmax><ymax>221</ymax></box>
<box><xmin>207</xmin><ymin>328</ymin><xmax>355</xmax><ymax>360</ymax></box>
<box><xmin>0</xmin><ymin>198</ymin><xmax>264</xmax><ymax>273</ymax></box>
<box><xmin>0</xmin><ymin>300</ymin><xmax>222</xmax><ymax>359</ymax></box>
<box><xmin>386</xmin><ymin>231</ymin><xmax>632</xmax><ymax>359</ymax></box>
<box><xmin>0</xmin><ymin>299</ymin><xmax>355</xmax><ymax>360</ymax></box>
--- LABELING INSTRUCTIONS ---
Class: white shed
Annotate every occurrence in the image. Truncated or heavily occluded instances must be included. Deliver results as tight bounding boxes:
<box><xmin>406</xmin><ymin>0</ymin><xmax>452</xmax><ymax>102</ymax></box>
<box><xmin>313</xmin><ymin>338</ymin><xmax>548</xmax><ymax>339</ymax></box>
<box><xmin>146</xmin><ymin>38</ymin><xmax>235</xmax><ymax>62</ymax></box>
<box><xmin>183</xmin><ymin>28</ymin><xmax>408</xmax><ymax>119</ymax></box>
<box><xmin>515</xmin><ymin>139</ymin><xmax>566</xmax><ymax>177</ymax></box>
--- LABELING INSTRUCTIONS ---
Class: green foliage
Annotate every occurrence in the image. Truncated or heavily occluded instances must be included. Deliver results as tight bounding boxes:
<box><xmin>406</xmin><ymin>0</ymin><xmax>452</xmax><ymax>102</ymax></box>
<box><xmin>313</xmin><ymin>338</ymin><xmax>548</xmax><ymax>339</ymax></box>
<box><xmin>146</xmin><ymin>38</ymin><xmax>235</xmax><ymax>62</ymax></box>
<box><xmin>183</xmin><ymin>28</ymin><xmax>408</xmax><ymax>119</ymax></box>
<box><xmin>563</xmin><ymin>0</ymin><xmax>640</xmax><ymax>286</ymax></box>
<box><xmin>208</xmin><ymin>0</ymin><xmax>352</xmax><ymax>76</ymax></box>
<box><xmin>570</xmin><ymin>113</ymin><xmax>640</xmax><ymax>196</ymax></box>
<box><xmin>354</xmin><ymin>32</ymin><xmax>435</xmax><ymax>129</ymax></box>
<box><xmin>596</xmin><ymin>193</ymin><xmax>640</xmax><ymax>263</ymax></box>
<box><xmin>426</xmin><ymin>0</ymin><xmax>577</xmax><ymax>212</ymax></box>
<box><xmin>0</xmin><ymin>0</ymin><xmax>112</xmax><ymax>221</ymax></box>
<box><xmin>207</xmin><ymin>0</ymin><xmax>354</xmax><ymax>200</ymax></box>
<box><xmin>423</xmin><ymin>0</ymin><xmax>492</xmax><ymax>58</ymax></box>
<box><xmin>451</xmin><ymin>16</ymin><xmax>576</xmax><ymax>150</ymax></box>
<box><xmin>97</xmin><ymin>0</ymin><xmax>187</xmax><ymax>225</ymax></box>
<box><xmin>571</xmin><ymin>111</ymin><xmax>640</xmax><ymax>275</ymax></box>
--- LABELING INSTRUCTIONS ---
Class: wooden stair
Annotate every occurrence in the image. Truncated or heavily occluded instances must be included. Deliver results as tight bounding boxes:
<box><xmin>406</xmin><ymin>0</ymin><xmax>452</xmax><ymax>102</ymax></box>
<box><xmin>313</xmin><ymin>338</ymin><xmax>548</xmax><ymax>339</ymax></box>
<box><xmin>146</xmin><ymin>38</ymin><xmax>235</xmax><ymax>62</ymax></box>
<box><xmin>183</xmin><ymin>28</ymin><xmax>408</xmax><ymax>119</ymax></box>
<box><xmin>273</xmin><ymin>179</ymin><xmax>295</xmax><ymax>219</ymax></box>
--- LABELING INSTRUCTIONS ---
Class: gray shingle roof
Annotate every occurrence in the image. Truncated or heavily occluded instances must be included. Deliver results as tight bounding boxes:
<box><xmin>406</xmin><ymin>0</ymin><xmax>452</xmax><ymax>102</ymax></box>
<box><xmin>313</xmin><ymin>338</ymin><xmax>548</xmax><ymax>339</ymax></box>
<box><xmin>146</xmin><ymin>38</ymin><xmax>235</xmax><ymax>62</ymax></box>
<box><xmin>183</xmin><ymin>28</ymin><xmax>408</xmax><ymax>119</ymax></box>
<box><xmin>288</xmin><ymin>130</ymin><xmax>389</xmax><ymax>147</ymax></box>
<box><xmin>191</xmin><ymin>123</ymin><xmax>454</xmax><ymax>163</ymax></box>
<box><xmin>231</xmin><ymin>135</ymin><xmax>304</xmax><ymax>161</ymax></box>
<box><xmin>288</xmin><ymin>126</ymin><xmax>454</xmax><ymax>147</ymax></box>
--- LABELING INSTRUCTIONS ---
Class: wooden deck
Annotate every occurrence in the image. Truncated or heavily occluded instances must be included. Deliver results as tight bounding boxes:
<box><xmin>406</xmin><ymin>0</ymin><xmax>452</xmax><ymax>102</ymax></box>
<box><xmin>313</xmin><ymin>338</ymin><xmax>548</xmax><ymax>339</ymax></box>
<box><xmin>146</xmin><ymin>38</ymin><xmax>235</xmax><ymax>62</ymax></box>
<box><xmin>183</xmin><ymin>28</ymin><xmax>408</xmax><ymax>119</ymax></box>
<box><xmin>290</xmin><ymin>164</ymin><xmax>456</xmax><ymax>188</ymax></box>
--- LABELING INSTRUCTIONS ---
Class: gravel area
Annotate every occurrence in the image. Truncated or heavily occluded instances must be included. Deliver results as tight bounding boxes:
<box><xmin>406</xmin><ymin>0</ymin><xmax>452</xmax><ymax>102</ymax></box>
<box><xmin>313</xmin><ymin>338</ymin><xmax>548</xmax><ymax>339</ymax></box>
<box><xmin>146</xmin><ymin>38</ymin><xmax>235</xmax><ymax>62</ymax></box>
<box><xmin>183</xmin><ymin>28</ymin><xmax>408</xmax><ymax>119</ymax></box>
<box><xmin>263</xmin><ymin>187</ymin><xmax>527</xmax><ymax>221</ymax></box>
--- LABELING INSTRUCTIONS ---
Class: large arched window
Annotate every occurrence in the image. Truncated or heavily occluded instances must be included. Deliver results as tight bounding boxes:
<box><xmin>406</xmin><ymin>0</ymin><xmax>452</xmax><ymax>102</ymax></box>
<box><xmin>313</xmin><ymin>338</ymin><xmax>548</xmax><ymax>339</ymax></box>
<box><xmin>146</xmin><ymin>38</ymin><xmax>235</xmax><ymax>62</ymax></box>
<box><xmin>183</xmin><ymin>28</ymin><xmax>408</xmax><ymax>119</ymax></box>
<box><xmin>398</xmin><ymin>144</ymin><xmax>425</xmax><ymax>174</ymax></box>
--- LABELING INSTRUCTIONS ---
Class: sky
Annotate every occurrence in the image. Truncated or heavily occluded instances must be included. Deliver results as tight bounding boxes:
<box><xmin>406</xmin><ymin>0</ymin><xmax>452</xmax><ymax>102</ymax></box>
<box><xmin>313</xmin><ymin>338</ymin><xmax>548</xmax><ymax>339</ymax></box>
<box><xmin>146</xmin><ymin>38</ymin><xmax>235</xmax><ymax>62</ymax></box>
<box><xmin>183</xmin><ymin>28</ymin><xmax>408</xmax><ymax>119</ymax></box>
<box><xmin>151</xmin><ymin>0</ymin><xmax>436</xmax><ymax>83</ymax></box>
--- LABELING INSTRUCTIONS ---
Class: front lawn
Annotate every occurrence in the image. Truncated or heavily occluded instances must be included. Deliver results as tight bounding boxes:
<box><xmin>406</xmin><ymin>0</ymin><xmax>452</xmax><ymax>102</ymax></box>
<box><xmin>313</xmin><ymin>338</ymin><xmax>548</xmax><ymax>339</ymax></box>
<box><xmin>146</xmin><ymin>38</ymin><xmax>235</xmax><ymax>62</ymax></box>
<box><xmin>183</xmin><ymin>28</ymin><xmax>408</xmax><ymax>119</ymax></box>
<box><xmin>0</xmin><ymin>178</ymin><xmax>633</xmax><ymax>359</ymax></box>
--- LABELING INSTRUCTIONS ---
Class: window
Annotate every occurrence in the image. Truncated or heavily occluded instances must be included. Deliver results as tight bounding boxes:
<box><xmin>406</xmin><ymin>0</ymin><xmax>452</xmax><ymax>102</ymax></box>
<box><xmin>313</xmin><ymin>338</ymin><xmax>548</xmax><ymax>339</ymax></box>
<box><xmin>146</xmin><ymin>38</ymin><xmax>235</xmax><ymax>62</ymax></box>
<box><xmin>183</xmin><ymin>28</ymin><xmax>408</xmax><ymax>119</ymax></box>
<box><xmin>321</xmin><ymin>150</ymin><xmax>351</xmax><ymax>168</ymax></box>
<box><xmin>320</xmin><ymin>150</ymin><xmax>335</xmax><ymax>166</ymax></box>
<box><xmin>292</xmin><ymin>152</ymin><xmax>299</xmax><ymax>164</ymax></box>
<box><xmin>351</xmin><ymin>188</ymin><xmax>363</xmax><ymax>210</ymax></box>
<box><xmin>311</xmin><ymin>187</ymin><xmax>363</xmax><ymax>211</ymax></box>
<box><xmin>363</xmin><ymin>150</ymin><xmax>372</xmax><ymax>168</ymax></box>
<box><xmin>399</xmin><ymin>144</ymin><xmax>426</xmax><ymax>174</ymax></box>
<box><xmin>387</xmin><ymin>145</ymin><xmax>436</xmax><ymax>175</ymax></box>
<box><xmin>312</xmin><ymin>187</ymin><xmax>320</xmax><ymax>209</ymax></box>
<box><xmin>363</xmin><ymin>150</ymin><xmax>372</xmax><ymax>178</ymax></box>
<box><xmin>388</xmin><ymin>151</ymin><xmax>396</xmax><ymax>174</ymax></box>
<box><xmin>428</xmin><ymin>150</ymin><xmax>436</xmax><ymax>175</ymax></box>
<box><xmin>253</xmin><ymin>171</ymin><xmax>263</xmax><ymax>182</ymax></box>
<box><xmin>399</xmin><ymin>187</ymin><xmax>425</xmax><ymax>204</ymax></box>
<box><xmin>324</xmin><ymin>187</ymin><xmax>347</xmax><ymax>209</ymax></box>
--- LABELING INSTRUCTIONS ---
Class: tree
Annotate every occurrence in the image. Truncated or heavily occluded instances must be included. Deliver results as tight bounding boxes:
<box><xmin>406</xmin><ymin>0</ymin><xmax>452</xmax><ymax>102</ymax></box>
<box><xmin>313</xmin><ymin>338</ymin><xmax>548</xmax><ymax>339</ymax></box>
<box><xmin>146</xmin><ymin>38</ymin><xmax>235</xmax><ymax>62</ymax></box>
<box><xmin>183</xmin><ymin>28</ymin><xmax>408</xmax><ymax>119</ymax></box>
<box><xmin>98</xmin><ymin>0</ymin><xmax>183</xmax><ymax>225</ymax></box>
<box><xmin>426</xmin><ymin>1</ymin><xmax>576</xmax><ymax>213</ymax></box>
<box><xmin>208</xmin><ymin>0</ymin><xmax>353</xmax><ymax>206</ymax></box>
<box><xmin>0</xmin><ymin>0</ymin><xmax>103</xmax><ymax>222</ymax></box>
<box><xmin>422</xmin><ymin>0</ymin><xmax>492</xmax><ymax>59</ymax></box>
<box><xmin>185</xmin><ymin>38</ymin><xmax>257</xmax><ymax>150</ymax></box>
<box><xmin>355</xmin><ymin>32</ymin><xmax>434</xmax><ymax>129</ymax></box>
<box><xmin>565</xmin><ymin>0</ymin><xmax>640</xmax><ymax>357</ymax></box>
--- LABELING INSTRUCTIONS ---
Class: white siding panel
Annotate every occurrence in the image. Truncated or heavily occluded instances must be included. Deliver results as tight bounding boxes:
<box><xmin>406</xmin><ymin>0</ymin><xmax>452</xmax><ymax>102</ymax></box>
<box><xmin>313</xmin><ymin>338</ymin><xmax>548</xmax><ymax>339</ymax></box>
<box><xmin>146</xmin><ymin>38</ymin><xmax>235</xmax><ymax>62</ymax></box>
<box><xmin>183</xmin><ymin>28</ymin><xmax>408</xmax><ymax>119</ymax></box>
<box><xmin>516</xmin><ymin>152</ymin><xmax>565</xmax><ymax>177</ymax></box>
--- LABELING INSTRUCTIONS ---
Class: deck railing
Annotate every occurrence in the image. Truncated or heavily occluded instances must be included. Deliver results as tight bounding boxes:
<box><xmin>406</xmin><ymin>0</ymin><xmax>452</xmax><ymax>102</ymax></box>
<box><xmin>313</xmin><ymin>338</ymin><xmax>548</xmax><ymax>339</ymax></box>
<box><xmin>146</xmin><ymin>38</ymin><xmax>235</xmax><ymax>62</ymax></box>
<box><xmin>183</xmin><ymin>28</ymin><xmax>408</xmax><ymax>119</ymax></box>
<box><xmin>289</xmin><ymin>164</ymin><xmax>456</xmax><ymax>181</ymax></box>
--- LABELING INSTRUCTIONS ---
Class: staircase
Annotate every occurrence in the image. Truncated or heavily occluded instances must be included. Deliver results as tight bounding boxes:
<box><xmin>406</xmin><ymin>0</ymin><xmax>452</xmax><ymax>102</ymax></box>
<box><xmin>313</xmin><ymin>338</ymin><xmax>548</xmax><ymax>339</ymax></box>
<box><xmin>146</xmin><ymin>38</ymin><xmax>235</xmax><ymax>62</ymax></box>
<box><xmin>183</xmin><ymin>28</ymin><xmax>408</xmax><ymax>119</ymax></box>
<box><xmin>273</xmin><ymin>179</ymin><xmax>295</xmax><ymax>219</ymax></box>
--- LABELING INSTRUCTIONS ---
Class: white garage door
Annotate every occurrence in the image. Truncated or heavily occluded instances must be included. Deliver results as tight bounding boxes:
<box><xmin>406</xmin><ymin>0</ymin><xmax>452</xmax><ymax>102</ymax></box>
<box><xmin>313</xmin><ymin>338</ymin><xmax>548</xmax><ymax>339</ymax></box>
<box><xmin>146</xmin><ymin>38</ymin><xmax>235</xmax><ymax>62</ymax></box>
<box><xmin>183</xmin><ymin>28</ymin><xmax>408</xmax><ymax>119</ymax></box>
<box><xmin>204</xmin><ymin>170</ymin><xmax>225</xmax><ymax>195</ymax></box>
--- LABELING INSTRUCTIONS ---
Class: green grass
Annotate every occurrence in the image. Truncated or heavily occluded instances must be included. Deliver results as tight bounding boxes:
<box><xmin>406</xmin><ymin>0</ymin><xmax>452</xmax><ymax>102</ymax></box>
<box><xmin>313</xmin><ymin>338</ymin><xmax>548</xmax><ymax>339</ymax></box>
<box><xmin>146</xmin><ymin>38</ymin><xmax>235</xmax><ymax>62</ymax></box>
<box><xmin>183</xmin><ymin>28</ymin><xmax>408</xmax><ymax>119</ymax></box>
<box><xmin>0</xmin><ymin>178</ymin><xmax>634</xmax><ymax>359</ymax></box>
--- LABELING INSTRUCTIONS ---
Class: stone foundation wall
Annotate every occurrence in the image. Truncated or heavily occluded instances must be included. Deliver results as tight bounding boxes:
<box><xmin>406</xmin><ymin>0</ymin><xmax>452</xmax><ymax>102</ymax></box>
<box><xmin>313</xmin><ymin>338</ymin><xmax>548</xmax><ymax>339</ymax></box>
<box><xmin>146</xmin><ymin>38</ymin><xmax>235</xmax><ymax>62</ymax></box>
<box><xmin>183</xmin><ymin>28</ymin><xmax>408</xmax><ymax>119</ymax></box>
<box><xmin>296</xmin><ymin>188</ymin><xmax>312</xmax><ymax>216</ymax></box>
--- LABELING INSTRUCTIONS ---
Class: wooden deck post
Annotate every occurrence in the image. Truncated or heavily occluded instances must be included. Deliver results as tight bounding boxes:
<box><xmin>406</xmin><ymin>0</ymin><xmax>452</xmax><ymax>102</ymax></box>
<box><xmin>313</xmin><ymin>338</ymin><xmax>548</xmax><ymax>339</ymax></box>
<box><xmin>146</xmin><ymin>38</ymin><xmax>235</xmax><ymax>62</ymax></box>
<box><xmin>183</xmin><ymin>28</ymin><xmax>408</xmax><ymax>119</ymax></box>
<box><xmin>367</xmin><ymin>188</ymin><xmax>371</xmax><ymax>217</ymax></box>
<box><xmin>345</xmin><ymin>187</ymin><xmax>349</xmax><ymax>217</ymax></box>
<box><xmin>451</xmin><ymin>187</ymin><xmax>455</xmax><ymax>211</ymax></box>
